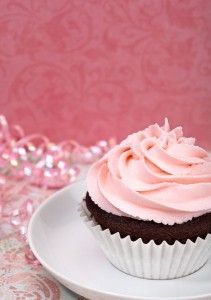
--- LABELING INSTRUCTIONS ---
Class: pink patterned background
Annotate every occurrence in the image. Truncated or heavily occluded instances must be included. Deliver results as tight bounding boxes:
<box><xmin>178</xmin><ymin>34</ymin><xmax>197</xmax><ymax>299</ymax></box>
<box><xmin>0</xmin><ymin>0</ymin><xmax>211</xmax><ymax>149</ymax></box>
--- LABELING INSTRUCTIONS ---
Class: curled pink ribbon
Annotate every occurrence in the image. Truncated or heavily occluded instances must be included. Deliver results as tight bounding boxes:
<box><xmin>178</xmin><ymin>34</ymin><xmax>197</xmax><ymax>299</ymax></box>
<box><xmin>0</xmin><ymin>115</ymin><xmax>116</xmax><ymax>265</ymax></box>
<box><xmin>0</xmin><ymin>115</ymin><xmax>116</xmax><ymax>188</ymax></box>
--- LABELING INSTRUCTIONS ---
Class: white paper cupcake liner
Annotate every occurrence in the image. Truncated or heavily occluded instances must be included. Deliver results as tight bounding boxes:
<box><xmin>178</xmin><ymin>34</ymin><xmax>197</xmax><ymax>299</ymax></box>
<box><xmin>79</xmin><ymin>201</ymin><xmax>211</xmax><ymax>279</ymax></box>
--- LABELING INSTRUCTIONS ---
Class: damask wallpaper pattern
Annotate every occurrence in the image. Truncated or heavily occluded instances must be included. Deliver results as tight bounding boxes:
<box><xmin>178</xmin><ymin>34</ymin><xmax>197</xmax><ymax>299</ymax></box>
<box><xmin>0</xmin><ymin>0</ymin><xmax>211</xmax><ymax>148</ymax></box>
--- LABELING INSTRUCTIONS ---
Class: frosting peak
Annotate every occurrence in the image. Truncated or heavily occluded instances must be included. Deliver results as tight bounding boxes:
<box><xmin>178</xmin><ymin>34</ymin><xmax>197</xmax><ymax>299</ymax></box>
<box><xmin>87</xmin><ymin>119</ymin><xmax>211</xmax><ymax>225</ymax></box>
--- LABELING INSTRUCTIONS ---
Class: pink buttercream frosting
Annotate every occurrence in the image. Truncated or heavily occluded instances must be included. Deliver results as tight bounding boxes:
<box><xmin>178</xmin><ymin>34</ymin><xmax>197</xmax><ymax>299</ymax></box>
<box><xmin>86</xmin><ymin>119</ymin><xmax>211</xmax><ymax>225</ymax></box>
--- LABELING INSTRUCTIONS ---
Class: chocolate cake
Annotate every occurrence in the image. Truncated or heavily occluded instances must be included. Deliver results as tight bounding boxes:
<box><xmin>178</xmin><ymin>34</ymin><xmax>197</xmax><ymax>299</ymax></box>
<box><xmin>85</xmin><ymin>192</ymin><xmax>211</xmax><ymax>245</ymax></box>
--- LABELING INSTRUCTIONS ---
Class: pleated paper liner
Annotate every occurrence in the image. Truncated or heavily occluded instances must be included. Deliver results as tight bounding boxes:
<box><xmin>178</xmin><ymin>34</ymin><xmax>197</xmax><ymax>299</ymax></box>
<box><xmin>79</xmin><ymin>201</ymin><xmax>211</xmax><ymax>280</ymax></box>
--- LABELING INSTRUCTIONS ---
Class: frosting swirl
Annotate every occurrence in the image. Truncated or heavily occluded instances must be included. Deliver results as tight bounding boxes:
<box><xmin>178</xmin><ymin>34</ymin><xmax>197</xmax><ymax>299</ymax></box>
<box><xmin>87</xmin><ymin>119</ymin><xmax>211</xmax><ymax>225</ymax></box>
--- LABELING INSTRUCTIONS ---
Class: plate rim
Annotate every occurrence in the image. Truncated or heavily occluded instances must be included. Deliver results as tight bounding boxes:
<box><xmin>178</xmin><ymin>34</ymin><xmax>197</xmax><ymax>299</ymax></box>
<box><xmin>28</xmin><ymin>180</ymin><xmax>211</xmax><ymax>300</ymax></box>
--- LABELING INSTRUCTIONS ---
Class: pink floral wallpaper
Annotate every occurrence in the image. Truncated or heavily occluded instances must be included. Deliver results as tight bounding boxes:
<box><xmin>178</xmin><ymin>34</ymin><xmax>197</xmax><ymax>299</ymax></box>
<box><xmin>0</xmin><ymin>0</ymin><xmax>211</xmax><ymax>149</ymax></box>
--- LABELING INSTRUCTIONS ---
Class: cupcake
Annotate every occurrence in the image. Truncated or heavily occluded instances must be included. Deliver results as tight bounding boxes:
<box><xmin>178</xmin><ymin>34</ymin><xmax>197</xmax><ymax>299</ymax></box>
<box><xmin>79</xmin><ymin>119</ymin><xmax>211</xmax><ymax>279</ymax></box>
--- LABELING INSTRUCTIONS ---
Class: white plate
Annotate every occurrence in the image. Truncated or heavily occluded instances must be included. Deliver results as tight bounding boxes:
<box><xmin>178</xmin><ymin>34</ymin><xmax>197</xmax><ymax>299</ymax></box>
<box><xmin>28</xmin><ymin>180</ymin><xmax>211</xmax><ymax>300</ymax></box>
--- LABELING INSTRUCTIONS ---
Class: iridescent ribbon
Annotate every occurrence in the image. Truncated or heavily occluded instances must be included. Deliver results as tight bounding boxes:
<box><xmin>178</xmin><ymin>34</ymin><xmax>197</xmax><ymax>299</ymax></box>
<box><xmin>0</xmin><ymin>115</ymin><xmax>116</xmax><ymax>188</ymax></box>
<box><xmin>0</xmin><ymin>115</ymin><xmax>116</xmax><ymax>265</ymax></box>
